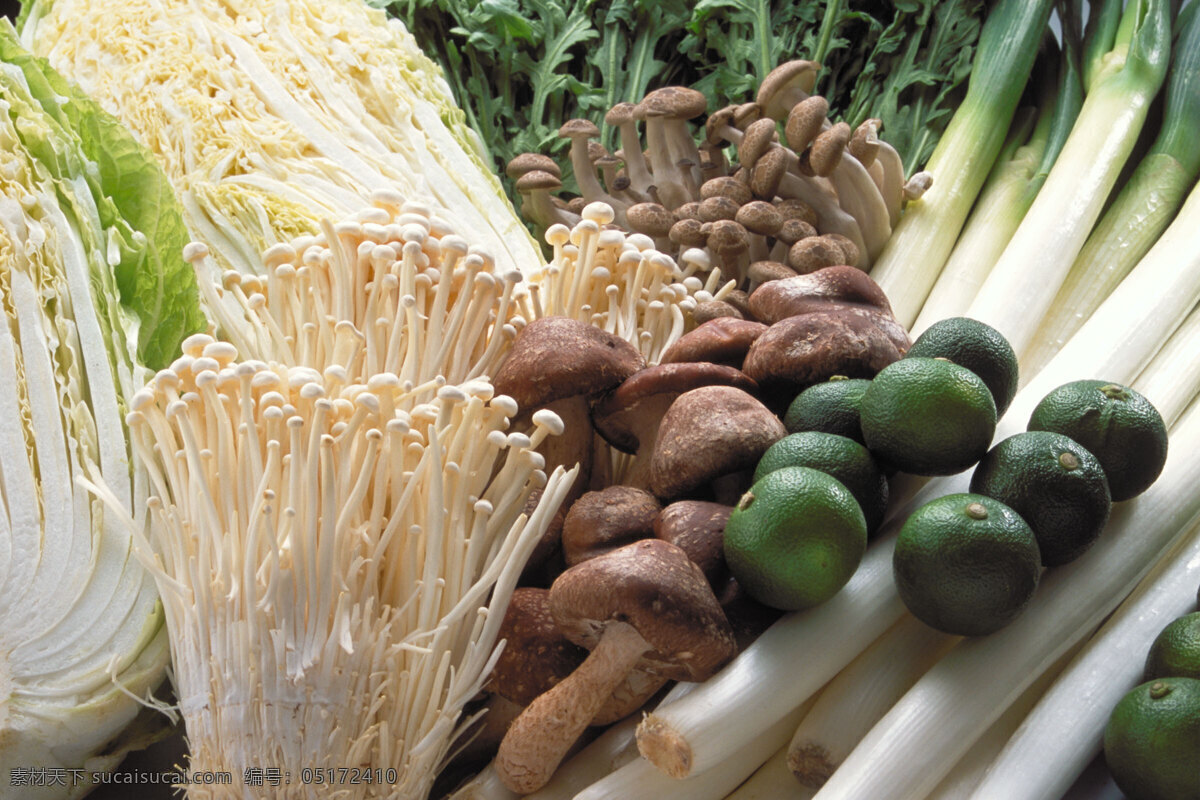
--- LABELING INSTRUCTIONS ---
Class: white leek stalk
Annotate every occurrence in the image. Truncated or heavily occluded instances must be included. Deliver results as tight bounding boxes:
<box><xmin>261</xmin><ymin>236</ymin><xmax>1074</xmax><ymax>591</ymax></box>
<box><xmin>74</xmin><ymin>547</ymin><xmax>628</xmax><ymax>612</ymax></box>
<box><xmin>787</xmin><ymin>615</ymin><xmax>958</xmax><ymax>786</ymax></box>
<box><xmin>965</xmin><ymin>0</ymin><xmax>1171</xmax><ymax>357</ymax></box>
<box><xmin>926</xmin><ymin>640</ymin><xmax>1086</xmax><ymax>800</ymax></box>
<box><xmin>577</xmin><ymin>695</ymin><xmax>816</xmax><ymax>800</ymax></box>
<box><xmin>965</xmin><ymin>514</ymin><xmax>1200</xmax><ymax>800</ymax></box>
<box><xmin>869</xmin><ymin>0</ymin><xmax>1055</xmax><ymax>325</ymax></box>
<box><xmin>1132</xmin><ymin>301</ymin><xmax>1200</xmax><ymax>428</ymax></box>
<box><xmin>1021</xmin><ymin>6</ymin><xmax>1200</xmax><ymax>376</ymax></box>
<box><xmin>811</xmin><ymin>397</ymin><xmax>1200</xmax><ymax>800</ymax></box>
<box><xmin>725</xmin><ymin>745</ymin><xmax>813</xmax><ymax>800</ymax></box>
<box><xmin>912</xmin><ymin>29</ymin><xmax>1083</xmax><ymax>336</ymax></box>
<box><xmin>636</xmin><ymin>170</ymin><xmax>1200</xmax><ymax>782</ymax></box>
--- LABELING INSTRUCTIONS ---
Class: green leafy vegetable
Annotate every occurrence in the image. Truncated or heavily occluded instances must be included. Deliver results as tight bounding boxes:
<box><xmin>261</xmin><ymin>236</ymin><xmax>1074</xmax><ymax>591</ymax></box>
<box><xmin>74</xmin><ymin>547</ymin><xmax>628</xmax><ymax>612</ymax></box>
<box><xmin>386</xmin><ymin>0</ymin><xmax>988</xmax><ymax>191</ymax></box>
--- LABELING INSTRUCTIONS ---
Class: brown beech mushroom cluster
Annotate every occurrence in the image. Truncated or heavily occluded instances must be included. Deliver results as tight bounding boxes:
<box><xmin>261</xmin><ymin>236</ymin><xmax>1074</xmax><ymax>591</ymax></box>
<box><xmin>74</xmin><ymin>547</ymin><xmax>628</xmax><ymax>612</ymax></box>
<box><xmin>506</xmin><ymin>60</ymin><xmax>933</xmax><ymax>292</ymax></box>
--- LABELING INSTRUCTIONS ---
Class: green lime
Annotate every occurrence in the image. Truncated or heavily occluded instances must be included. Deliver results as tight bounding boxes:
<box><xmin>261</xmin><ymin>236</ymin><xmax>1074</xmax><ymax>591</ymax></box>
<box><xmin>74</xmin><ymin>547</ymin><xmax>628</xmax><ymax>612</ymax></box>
<box><xmin>1028</xmin><ymin>380</ymin><xmax>1168</xmax><ymax>501</ymax></box>
<box><xmin>1104</xmin><ymin>677</ymin><xmax>1200</xmax><ymax>800</ymax></box>
<box><xmin>860</xmin><ymin>357</ymin><xmax>997</xmax><ymax>476</ymax></box>
<box><xmin>907</xmin><ymin>317</ymin><xmax>1019</xmax><ymax>417</ymax></box>
<box><xmin>723</xmin><ymin>466</ymin><xmax>867</xmax><ymax>611</ymax></box>
<box><xmin>892</xmin><ymin>493</ymin><xmax>1041</xmax><ymax>636</ymax></box>
<box><xmin>783</xmin><ymin>377</ymin><xmax>872</xmax><ymax>444</ymax></box>
<box><xmin>970</xmin><ymin>431</ymin><xmax>1111</xmax><ymax>567</ymax></box>
<box><xmin>753</xmin><ymin>431</ymin><xmax>889</xmax><ymax>536</ymax></box>
<box><xmin>1146</xmin><ymin>612</ymin><xmax>1200</xmax><ymax>682</ymax></box>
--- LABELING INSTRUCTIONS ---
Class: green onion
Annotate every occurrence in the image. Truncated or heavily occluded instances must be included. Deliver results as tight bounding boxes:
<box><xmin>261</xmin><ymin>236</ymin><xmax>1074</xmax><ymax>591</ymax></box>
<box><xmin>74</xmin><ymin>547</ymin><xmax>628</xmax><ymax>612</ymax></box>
<box><xmin>868</xmin><ymin>0</ymin><xmax>1055</xmax><ymax>326</ymax></box>
<box><xmin>911</xmin><ymin>29</ymin><xmax>1083</xmax><ymax>336</ymax></box>
<box><xmin>1022</xmin><ymin>4</ymin><xmax>1200</xmax><ymax>375</ymax></box>
<box><xmin>964</xmin><ymin>0</ymin><xmax>1172</xmax><ymax>357</ymax></box>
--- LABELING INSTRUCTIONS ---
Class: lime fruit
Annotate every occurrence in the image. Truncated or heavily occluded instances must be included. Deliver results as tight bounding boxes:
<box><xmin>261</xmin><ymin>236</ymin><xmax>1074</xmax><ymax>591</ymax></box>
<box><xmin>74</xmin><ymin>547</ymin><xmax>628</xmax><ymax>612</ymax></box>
<box><xmin>970</xmin><ymin>431</ymin><xmax>1111</xmax><ymax>567</ymax></box>
<box><xmin>892</xmin><ymin>493</ymin><xmax>1041</xmax><ymax>636</ymax></box>
<box><xmin>1146</xmin><ymin>612</ymin><xmax>1200</xmax><ymax>682</ymax></box>
<box><xmin>860</xmin><ymin>357</ymin><xmax>997</xmax><ymax>476</ymax></box>
<box><xmin>783</xmin><ymin>376</ymin><xmax>872</xmax><ymax>444</ymax></box>
<box><xmin>1104</xmin><ymin>677</ymin><xmax>1200</xmax><ymax>800</ymax></box>
<box><xmin>753</xmin><ymin>431</ymin><xmax>889</xmax><ymax>536</ymax></box>
<box><xmin>907</xmin><ymin>317</ymin><xmax>1019</xmax><ymax>417</ymax></box>
<box><xmin>1028</xmin><ymin>380</ymin><xmax>1168</xmax><ymax>501</ymax></box>
<box><xmin>723</xmin><ymin>466</ymin><xmax>867</xmax><ymax>611</ymax></box>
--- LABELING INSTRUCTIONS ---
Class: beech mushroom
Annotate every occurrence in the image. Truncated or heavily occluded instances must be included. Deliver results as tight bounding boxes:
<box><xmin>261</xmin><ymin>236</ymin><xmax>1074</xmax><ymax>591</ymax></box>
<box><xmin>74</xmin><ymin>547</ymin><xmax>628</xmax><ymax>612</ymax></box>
<box><xmin>493</xmin><ymin>539</ymin><xmax>736</xmax><ymax>793</ymax></box>
<box><xmin>756</xmin><ymin>60</ymin><xmax>820</xmax><ymax>120</ymax></box>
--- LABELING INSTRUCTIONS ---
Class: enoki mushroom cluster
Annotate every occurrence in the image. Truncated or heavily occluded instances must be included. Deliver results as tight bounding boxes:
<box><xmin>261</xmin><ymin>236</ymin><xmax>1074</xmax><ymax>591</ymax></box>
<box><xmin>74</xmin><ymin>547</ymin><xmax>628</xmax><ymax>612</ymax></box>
<box><xmin>122</xmin><ymin>337</ymin><xmax>578</xmax><ymax>798</ymax></box>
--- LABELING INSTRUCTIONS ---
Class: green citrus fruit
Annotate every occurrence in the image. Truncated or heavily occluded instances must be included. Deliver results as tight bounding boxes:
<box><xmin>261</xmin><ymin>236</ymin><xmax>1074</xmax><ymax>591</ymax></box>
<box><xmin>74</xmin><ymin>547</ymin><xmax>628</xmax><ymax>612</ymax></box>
<box><xmin>970</xmin><ymin>431</ymin><xmax>1111</xmax><ymax>567</ymax></box>
<box><xmin>1104</xmin><ymin>677</ymin><xmax>1200</xmax><ymax>800</ymax></box>
<box><xmin>892</xmin><ymin>493</ymin><xmax>1041</xmax><ymax>636</ymax></box>
<box><xmin>907</xmin><ymin>317</ymin><xmax>1019</xmax><ymax>417</ymax></box>
<box><xmin>860</xmin><ymin>357</ymin><xmax>997</xmax><ymax>476</ymax></box>
<box><xmin>1146</xmin><ymin>612</ymin><xmax>1200</xmax><ymax>682</ymax></box>
<box><xmin>1028</xmin><ymin>379</ymin><xmax>1168</xmax><ymax>501</ymax></box>
<box><xmin>783</xmin><ymin>377</ymin><xmax>872</xmax><ymax>444</ymax></box>
<box><xmin>753</xmin><ymin>431</ymin><xmax>889</xmax><ymax>536</ymax></box>
<box><xmin>723</xmin><ymin>466</ymin><xmax>867</xmax><ymax>611</ymax></box>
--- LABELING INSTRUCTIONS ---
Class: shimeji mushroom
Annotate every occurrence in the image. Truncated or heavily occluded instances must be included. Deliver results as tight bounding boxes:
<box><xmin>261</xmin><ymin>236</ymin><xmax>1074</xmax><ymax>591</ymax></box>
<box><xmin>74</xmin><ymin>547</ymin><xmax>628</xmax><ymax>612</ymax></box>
<box><xmin>96</xmin><ymin>341</ymin><xmax>579</xmax><ymax>798</ymax></box>
<box><xmin>185</xmin><ymin>193</ymin><xmax>533</xmax><ymax>395</ymax></box>
<box><xmin>494</xmin><ymin>539</ymin><xmax>737</xmax><ymax>793</ymax></box>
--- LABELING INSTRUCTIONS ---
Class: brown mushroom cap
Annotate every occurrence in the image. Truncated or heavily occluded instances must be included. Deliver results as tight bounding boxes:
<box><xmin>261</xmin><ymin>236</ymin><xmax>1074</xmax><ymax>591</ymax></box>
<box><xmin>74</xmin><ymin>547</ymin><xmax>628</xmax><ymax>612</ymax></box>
<box><xmin>670</xmin><ymin>217</ymin><xmax>709</xmax><ymax>248</ymax></box>
<box><xmin>559</xmin><ymin>118</ymin><xmax>601</xmax><ymax>139</ymax></box>
<box><xmin>489</xmin><ymin>588</ymin><xmax>587</xmax><ymax>706</ymax></box>
<box><xmin>749</xmin><ymin>146</ymin><xmax>788</xmax><ymax>200</ymax></box>
<box><xmin>648</xmin><ymin>385</ymin><xmax>786</xmax><ymax>499</ymax></box>
<box><xmin>692</xmin><ymin>300</ymin><xmax>745</xmax><ymax>324</ymax></box>
<box><xmin>698</xmin><ymin>195</ymin><xmax>741</xmax><ymax>223</ymax></box>
<box><xmin>507</xmin><ymin>153</ymin><xmax>563</xmax><ymax>181</ymax></box>
<box><xmin>642</xmin><ymin>86</ymin><xmax>709</xmax><ymax>119</ymax></box>
<box><xmin>775</xmin><ymin>218</ymin><xmax>819</xmax><ymax>246</ymax></box>
<box><xmin>700</xmin><ymin>176</ymin><xmax>753</xmax><ymax>206</ymax></box>
<box><xmin>605</xmin><ymin>102</ymin><xmax>638</xmax><ymax>127</ymax></box>
<box><xmin>788</xmin><ymin>235</ymin><xmax>847</xmax><ymax>274</ymax></box>
<box><xmin>738</xmin><ymin>117</ymin><xmax>778</xmax><ymax>169</ymax></box>
<box><xmin>747</xmin><ymin>264</ymin><xmax>896</xmax><ymax>324</ymax></box>
<box><xmin>626</xmin><ymin>202</ymin><xmax>676</xmax><ymax>238</ymax></box>
<box><xmin>493</xmin><ymin>316</ymin><xmax>646</xmax><ymax>411</ymax></box>
<box><xmin>757</xmin><ymin>60</ymin><xmax>820</xmax><ymax>119</ymax></box>
<box><xmin>653</xmin><ymin>500</ymin><xmax>734</xmax><ymax>587</ymax></box>
<box><xmin>561</xmin><ymin>486</ymin><xmax>662</xmax><ymax>566</ymax></box>
<box><xmin>774</xmin><ymin>198</ymin><xmax>819</xmax><ymax>226</ymax></box>
<box><xmin>706</xmin><ymin>219</ymin><xmax>750</xmax><ymax>256</ymax></box>
<box><xmin>736</xmin><ymin>201</ymin><xmax>784</xmax><ymax>236</ymax></box>
<box><xmin>514</xmin><ymin>169</ymin><xmax>563</xmax><ymax>193</ymax></box>
<box><xmin>549</xmin><ymin>538</ymin><xmax>737</xmax><ymax>682</ymax></box>
<box><xmin>592</xmin><ymin>362</ymin><xmax>760</xmax><ymax>453</ymax></box>
<box><xmin>659</xmin><ymin>317</ymin><xmax>768</xmax><ymax>367</ymax></box>
<box><xmin>809</xmin><ymin>121</ymin><xmax>852</xmax><ymax>177</ymax></box>
<box><xmin>785</xmin><ymin>95</ymin><xmax>830</xmax><ymax>152</ymax></box>
<box><xmin>748</xmin><ymin>260</ymin><xmax>798</xmax><ymax>285</ymax></box>
<box><xmin>741</xmin><ymin>308</ymin><xmax>905</xmax><ymax>396</ymax></box>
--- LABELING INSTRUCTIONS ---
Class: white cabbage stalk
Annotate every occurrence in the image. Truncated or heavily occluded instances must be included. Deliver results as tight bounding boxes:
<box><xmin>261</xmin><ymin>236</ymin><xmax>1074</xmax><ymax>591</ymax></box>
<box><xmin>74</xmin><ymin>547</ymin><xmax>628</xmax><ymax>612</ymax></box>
<box><xmin>96</xmin><ymin>348</ymin><xmax>577</xmax><ymax>799</ymax></box>
<box><xmin>20</xmin><ymin>0</ymin><xmax>544</xmax><ymax>283</ymax></box>
<box><xmin>0</xmin><ymin>65</ymin><xmax>168</xmax><ymax>798</ymax></box>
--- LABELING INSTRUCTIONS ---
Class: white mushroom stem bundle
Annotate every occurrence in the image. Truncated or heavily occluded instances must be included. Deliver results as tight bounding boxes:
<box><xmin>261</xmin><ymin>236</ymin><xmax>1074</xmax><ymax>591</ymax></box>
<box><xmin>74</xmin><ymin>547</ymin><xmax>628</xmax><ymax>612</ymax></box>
<box><xmin>186</xmin><ymin>193</ymin><xmax>530</xmax><ymax>393</ymax></box>
<box><xmin>102</xmin><ymin>338</ymin><xmax>577</xmax><ymax>798</ymax></box>
<box><xmin>530</xmin><ymin>202</ymin><xmax>733</xmax><ymax>365</ymax></box>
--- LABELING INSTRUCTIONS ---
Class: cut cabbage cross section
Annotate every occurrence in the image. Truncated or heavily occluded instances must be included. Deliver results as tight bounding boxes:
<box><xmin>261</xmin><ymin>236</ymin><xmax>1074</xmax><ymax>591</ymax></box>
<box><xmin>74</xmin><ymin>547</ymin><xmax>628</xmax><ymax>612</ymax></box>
<box><xmin>0</xmin><ymin>26</ymin><xmax>186</xmax><ymax>798</ymax></box>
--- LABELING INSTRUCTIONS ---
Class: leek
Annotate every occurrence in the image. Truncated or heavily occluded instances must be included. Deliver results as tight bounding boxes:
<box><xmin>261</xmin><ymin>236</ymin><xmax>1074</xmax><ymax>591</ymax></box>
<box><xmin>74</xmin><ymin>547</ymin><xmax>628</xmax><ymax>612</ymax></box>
<box><xmin>911</xmin><ymin>28</ymin><xmax>1083</xmax><ymax>336</ymax></box>
<box><xmin>964</xmin><ymin>0</ymin><xmax>1172</xmax><ymax>356</ymax></box>
<box><xmin>634</xmin><ymin>174</ymin><xmax>1200</xmax><ymax>782</ymax></box>
<box><xmin>966</xmin><ymin>514</ymin><xmax>1200</xmax><ymax>800</ymax></box>
<box><xmin>868</xmin><ymin>0</ymin><xmax>1055</xmax><ymax>327</ymax></box>
<box><xmin>1022</xmin><ymin>5</ymin><xmax>1200</xmax><ymax>375</ymax></box>
<box><xmin>811</xmin><ymin>395</ymin><xmax>1200</xmax><ymax>800</ymax></box>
